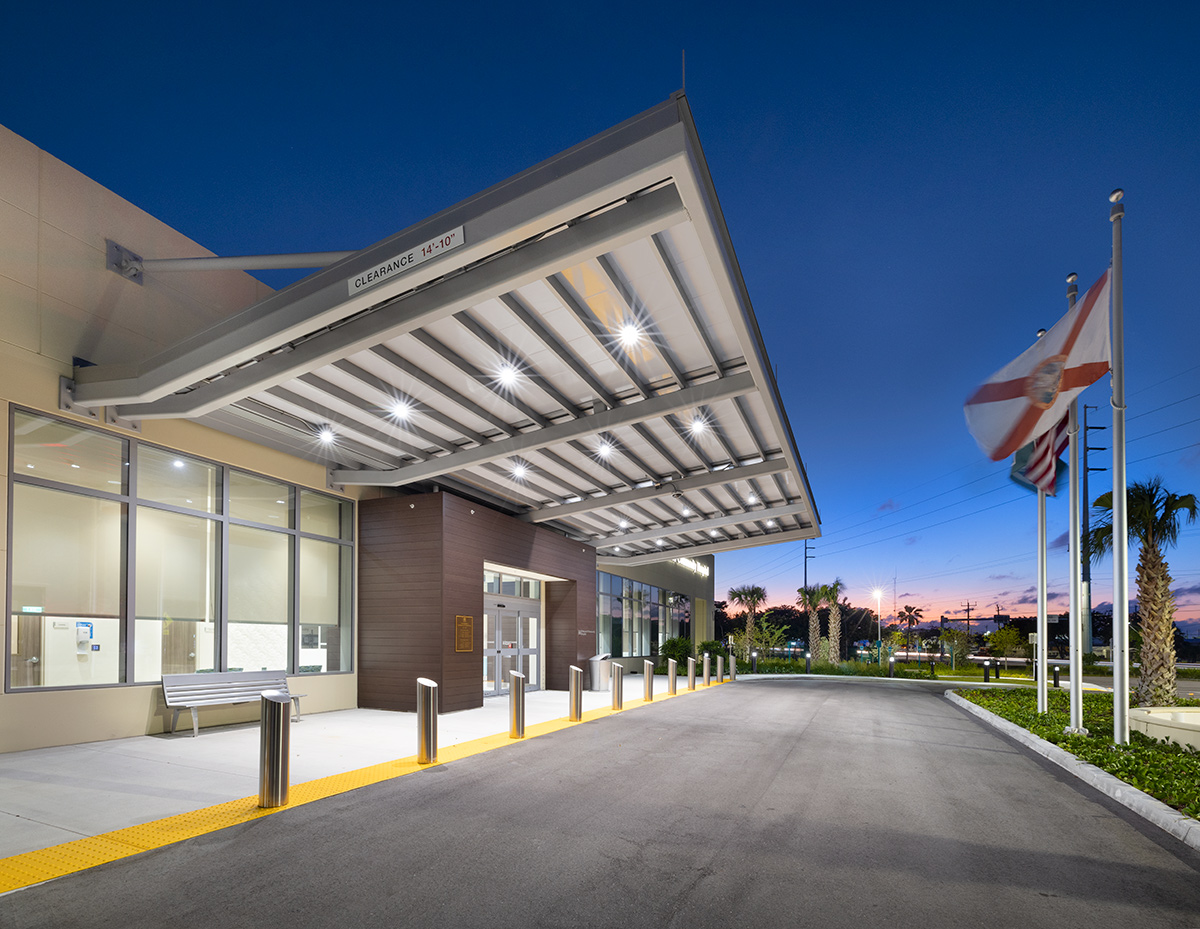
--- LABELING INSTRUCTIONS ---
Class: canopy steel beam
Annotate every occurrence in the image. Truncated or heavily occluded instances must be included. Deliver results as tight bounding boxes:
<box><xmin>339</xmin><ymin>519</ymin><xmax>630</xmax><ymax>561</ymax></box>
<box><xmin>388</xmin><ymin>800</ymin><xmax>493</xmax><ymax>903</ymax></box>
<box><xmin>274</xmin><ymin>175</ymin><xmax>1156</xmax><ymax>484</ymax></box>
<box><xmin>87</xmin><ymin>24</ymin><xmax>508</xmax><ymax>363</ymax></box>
<box><xmin>330</xmin><ymin>371</ymin><xmax>755</xmax><ymax>486</ymax></box>
<box><xmin>595</xmin><ymin>501</ymin><xmax>809</xmax><ymax>547</ymax></box>
<box><xmin>518</xmin><ymin>457</ymin><xmax>785</xmax><ymax>522</ymax></box>
<box><xmin>83</xmin><ymin>184</ymin><xmax>687</xmax><ymax>416</ymax></box>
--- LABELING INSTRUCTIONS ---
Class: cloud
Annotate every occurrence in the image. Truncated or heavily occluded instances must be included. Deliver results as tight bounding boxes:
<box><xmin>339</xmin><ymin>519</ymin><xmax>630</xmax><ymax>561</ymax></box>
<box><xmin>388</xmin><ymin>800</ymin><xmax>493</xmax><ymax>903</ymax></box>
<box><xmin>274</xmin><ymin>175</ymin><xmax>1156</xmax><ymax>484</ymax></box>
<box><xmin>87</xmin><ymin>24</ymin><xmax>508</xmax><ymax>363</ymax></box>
<box><xmin>899</xmin><ymin>592</ymin><xmax>918</xmax><ymax>599</ymax></box>
<box><xmin>1049</xmin><ymin>531</ymin><xmax>1069</xmax><ymax>551</ymax></box>
<box><xmin>988</xmin><ymin>574</ymin><xmax>1018</xmax><ymax>582</ymax></box>
<box><xmin>1015</xmin><ymin>589</ymin><xmax>1067</xmax><ymax>605</ymax></box>
<box><xmin>904</xmin><ymin>536</ymin><xmax>919</xmax><ymax>546</ymax></box>
<box><xmin>994</xmin><ymin>590</ymin><xmax>1011</xmax><ymax>598</ymax></box>
<box><xmin>876</xmin><ymin>499</ymin><xmax>897</xmax><ymax>512</ymax></box>
<box><xmin>1173</xmin><ymin>583</ymin><xmax>1200</xmax><ymax>597</ymax></box>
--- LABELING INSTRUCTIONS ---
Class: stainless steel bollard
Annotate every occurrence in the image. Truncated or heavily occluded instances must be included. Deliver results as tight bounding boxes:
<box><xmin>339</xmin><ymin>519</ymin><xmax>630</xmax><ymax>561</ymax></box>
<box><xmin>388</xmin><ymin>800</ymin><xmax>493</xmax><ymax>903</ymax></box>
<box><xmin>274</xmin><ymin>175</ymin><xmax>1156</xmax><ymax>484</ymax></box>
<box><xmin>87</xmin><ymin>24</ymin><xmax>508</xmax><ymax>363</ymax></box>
<box><xmin>703</xmin><ymin>652</ymin><xmax>711</xmax><ymax>686</ymax></box>
<box><xmin>688</xmin><ymin>657</ymin><xmax>696</xmax><ymax>690</ymax></box>
<box><xmin>668</xmin><ymin>658</ymin><xmax>678</xmax><ymax>694</ymax></box>
<box><xmin>717</xmin><ymin>655</ymin><xmax>724</xmax><ymax>682</ymax></box>
<box><xmin>612</xmin><ymin>662</ymin><xmax>624</xmax><ymax>710</ymax></box>
<box><xmin>417</xmin><ymin>677</ymin><xmax>438</xmax><ymax>764</ymax></box>
<box><xmin>569</xmin><ymin>665</ymin><xmax>584</xmax><ymax>721</ymax></box>
<box><xmin>644</xmin><ymin>660</ymin><xmax>654</xmax><ymax>701</ymax></box>
<box><xmin>509</xmin><ymin>670</ymin><xmax>526</xmax><ymax>738</ymax></box>
<box><xmin>258</xmin><ymin>690</ymin><xmax>290</xmax><ymax>808</ymax></box>
<box><xmin>729</xmin><ymin>655</ymin><xmax>736</xmax><ymax>682</ymax></box>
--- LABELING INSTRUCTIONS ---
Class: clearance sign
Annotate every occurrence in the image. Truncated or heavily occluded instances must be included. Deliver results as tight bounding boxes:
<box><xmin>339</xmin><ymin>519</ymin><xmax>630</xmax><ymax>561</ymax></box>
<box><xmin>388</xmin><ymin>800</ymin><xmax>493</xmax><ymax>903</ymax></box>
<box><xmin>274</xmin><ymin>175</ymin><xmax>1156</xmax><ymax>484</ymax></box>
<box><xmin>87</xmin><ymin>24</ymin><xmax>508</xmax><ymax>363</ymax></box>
<box><xmin>347</xmin><ymin>226</ymin><xmax>464</xmax><ymax>296</ymax></box>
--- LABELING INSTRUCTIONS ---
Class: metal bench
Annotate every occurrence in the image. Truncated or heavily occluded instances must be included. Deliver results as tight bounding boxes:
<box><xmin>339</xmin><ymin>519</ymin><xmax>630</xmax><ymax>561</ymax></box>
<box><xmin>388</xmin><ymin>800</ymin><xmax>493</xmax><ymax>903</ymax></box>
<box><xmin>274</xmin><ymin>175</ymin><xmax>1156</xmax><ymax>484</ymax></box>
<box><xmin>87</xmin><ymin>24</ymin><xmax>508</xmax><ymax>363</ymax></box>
<box><xmin>161</xmin><ymin>670</ymin><xmax>306</xmax><ymax>737</ymax></box>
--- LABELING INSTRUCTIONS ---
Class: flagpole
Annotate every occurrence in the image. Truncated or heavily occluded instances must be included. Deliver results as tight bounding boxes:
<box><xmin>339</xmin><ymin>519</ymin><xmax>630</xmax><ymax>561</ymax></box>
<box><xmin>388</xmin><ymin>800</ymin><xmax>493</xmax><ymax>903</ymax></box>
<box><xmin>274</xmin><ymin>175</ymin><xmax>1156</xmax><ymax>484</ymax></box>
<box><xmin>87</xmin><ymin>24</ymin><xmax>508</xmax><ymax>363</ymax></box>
<box><xmin>1037</xmin><ymin>486</ymin><xmax>1048</xmax><ymax>713</ymax></box>
<box><xmin>1066</xmin><ymin>274</ymin><xmax>1086</xmax><ymax>733</ymax></box>
<box><xmin>1110</xmin><ymin>189</ymin><xmax>1129</xmax><ymax>745</ymax></box>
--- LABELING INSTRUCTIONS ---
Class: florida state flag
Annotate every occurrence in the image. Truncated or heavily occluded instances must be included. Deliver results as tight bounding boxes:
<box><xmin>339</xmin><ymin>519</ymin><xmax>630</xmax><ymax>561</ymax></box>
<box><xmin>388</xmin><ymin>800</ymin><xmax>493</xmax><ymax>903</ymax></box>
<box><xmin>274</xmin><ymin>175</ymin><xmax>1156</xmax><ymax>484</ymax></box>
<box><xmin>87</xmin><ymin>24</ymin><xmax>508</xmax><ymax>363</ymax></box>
<box><xmin>964</xmin><ymin>270</ymin><xmax>1111</xmax><ymax>461</ymax></box>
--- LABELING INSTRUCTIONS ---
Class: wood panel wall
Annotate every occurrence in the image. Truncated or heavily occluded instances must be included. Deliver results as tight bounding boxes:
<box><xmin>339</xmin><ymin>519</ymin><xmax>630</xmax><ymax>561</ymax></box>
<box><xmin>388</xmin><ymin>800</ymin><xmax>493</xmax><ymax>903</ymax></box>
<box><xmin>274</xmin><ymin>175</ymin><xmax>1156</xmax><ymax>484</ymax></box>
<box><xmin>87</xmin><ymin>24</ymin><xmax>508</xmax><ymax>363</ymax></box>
<box><xmin>358</xmin><ymin>492</ymin><xmax>596</xmax><ymax>713</ymax></box>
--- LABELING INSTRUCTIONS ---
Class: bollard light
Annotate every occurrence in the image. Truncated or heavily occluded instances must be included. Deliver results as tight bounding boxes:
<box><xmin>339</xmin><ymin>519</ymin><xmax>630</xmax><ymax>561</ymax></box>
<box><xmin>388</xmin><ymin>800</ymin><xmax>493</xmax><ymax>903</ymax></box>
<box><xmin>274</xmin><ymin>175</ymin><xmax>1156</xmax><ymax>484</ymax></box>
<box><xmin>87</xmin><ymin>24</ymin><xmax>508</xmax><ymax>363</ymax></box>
<box><xmin>751</xmin><ymin>649</ymin><xmax>758</xmax><ymax>674</ymax></box>
<box><xmin>983</xmin><ymin>660</ymin><xmax>991</xmax><ymax>684</ymax></box>
<box><xmin>703</xmin><ymin>651</ymin><xmax>711</xmax><ymax>687</ymax></box>
<box><xmin>258</xmin><ymin>691</ymin><xmax>291</xmax><ymax>809</ymax></box>
<box><xmin>888</xmin><ymin>656</ymin><xmax>895</xmax><ymax>678</ymax></box>
<box><xmin>509</xmin><ymin>670</ymin><xmax>526</xmax><ymax>738</ymax></box>
<box><xmin>1053</xmin><ymin>665</ymin><xmax>1061</xmax><ymax>688</ymax></box>
<box><xmin>416</xmin><ymin>677</ymin><xmax>438</xmax><ymax>764</ymax></box>
<box><xmin>568</xmin><ymin>665</ymin><xmax>584</xmax><ymax>721</ymax></box>
<box><xmin>805</xmin><ymin>651</ymin><xmax>811</xmax><ymax>674</ymax></box>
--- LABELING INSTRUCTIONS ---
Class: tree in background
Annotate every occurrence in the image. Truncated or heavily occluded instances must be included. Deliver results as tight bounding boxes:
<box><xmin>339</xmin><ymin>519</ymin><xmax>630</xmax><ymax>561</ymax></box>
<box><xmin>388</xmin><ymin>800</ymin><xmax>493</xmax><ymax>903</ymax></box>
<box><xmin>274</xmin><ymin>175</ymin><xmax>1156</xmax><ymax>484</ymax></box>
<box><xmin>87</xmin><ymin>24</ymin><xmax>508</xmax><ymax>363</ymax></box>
<box><xmin>1089</xmin><ymin>476</ymin><xmax>1197</xmax><ymax>706</ymax></box>
<box><xmin>822</xmin><ymin>579</ymin><xmax>846</xmax><ymax>663</ymax></box>
<box><xmin>796</xmin><ymin>585</ymin><xmax>823</xmax><ymax>660</ymax></box>
<box><xmin>940</xmin><ymin>628</ymin><xmax>970</xmax><ymax>670</ymax></box>
<box><xmin>988</xmin><ymin>624</ymin><xmax>1024</xmax><ymax>672</ymax></box>
<box><xmin>897</xmin><ymin>605</ymin><xmax>923</xmax><ymax>656</ymax></box>
<box><xmin>728</xmin><ymin>585</ymin><xmax>767</xmax><ymax>660</ymax></box>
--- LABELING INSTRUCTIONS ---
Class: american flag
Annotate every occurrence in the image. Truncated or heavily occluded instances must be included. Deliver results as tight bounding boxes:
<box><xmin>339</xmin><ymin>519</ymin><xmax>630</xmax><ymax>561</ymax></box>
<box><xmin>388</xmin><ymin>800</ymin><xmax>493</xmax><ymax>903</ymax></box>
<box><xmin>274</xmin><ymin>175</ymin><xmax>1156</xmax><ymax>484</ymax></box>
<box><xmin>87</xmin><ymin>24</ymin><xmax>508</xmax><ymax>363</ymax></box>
<box><xmin>1020</xmin><ymin>413</ymin><xmax>1069</xmax><ymax>495</ymax></box>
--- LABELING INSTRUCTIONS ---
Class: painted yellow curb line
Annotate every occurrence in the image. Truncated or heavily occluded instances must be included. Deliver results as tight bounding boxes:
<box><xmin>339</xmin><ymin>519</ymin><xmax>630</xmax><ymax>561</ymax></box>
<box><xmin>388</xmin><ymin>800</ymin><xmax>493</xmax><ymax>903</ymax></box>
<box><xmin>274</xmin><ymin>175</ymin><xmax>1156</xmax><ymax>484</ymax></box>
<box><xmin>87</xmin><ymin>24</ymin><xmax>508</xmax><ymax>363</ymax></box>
<box><xmin>0</xmin><ymin>679</ymin><xmax>725</xmax><ymax>894</ymax></box>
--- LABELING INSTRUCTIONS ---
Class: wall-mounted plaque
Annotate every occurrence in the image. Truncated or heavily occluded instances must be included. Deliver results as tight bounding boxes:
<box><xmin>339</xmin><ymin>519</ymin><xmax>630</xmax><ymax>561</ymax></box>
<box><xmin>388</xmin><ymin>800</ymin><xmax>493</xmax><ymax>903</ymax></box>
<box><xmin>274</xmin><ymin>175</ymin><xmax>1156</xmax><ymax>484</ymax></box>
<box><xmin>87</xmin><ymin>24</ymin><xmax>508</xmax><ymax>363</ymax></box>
<box><xmin>455</xmin><ymin>615</ymin><xmax>473</xmax><ymax>652</ymax></box>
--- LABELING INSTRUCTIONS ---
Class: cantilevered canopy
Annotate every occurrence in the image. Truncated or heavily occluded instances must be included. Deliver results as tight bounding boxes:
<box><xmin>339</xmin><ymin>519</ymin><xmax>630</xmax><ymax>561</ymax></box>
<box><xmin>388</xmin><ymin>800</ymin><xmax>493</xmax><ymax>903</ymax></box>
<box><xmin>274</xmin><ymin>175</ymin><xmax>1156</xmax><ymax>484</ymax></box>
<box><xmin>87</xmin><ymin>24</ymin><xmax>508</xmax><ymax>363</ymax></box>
<box><xmin>75</xmin><ymin>93</ymin><xmax>820</xmax><ymax>565</ymax></box>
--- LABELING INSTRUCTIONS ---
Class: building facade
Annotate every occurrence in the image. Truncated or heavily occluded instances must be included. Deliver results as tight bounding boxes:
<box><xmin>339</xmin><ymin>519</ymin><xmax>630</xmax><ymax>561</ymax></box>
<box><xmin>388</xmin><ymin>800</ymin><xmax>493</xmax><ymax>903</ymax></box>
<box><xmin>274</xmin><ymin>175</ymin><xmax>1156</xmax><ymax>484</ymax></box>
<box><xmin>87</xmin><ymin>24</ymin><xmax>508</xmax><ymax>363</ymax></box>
<box><xmin>2</xmin><ymin>95</ymin><xmax>818</xmax><ymax>751</ymax></box>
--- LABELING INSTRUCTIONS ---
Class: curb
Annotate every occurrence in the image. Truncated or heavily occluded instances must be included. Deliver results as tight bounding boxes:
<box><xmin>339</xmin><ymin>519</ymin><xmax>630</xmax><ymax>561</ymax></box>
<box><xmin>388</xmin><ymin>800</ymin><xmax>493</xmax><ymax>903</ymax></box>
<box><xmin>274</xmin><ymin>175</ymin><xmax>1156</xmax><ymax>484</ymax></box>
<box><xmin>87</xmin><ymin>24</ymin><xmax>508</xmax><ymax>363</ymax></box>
<box><xmin>945</xmin><ymin>690</ymin><xmax>1200</xmax><ymax>852</ymax></box>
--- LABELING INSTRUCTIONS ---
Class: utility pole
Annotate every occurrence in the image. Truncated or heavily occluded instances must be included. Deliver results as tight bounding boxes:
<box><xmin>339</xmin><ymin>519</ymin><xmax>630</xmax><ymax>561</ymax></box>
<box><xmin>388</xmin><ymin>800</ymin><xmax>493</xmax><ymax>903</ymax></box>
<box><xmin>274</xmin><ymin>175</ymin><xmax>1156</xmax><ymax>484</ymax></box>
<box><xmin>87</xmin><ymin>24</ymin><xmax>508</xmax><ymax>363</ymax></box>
<box><xmin>961</xmin><ymin>601</ymin><xmax>976</xmax><ymax>641</ymax></box>
<box><xmin>1083</xmin><ymin>403</ymin><xmax>1108</xmax><ymax>654</ymax></box>
<box><xmin>803</xmin><ymin>540</ymin><xmax>815</xmax><ymax>589</ymax></box>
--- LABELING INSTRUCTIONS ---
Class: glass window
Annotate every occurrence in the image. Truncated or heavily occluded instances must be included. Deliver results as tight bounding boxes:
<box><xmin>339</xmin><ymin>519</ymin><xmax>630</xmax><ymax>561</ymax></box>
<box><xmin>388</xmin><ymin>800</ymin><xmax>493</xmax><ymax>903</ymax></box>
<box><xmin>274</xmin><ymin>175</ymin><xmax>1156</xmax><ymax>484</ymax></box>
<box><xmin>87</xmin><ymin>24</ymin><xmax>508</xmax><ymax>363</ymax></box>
<box><xmin>138</xmin><ymin>447</ymin><xmax>219</xmax><ymax>513</ymax></box>
<box><xmin>227</xmin><ymin>524</ymin><xmax>290</xmax><ymax>671</ymax></box>
<box><xmin>134</xmin><ymin>507</ymin><xmax>217</xmax><ymax>681</ymax></box>
<box><xmin>485</xmin><ymin>571</ymin><xmax>500</xmax><ymax>594</ymax></box>
<box><xmin>229</xmin><ymin>471</ymin><xmax>291</xmax><ymax>526</ymax></box>
<box><xmin>12</xmin><ymin>411</ymin><xmax>128</xmax><ymax>493</ymax></box>
<box><xmin>501</xmin><ymin>575</ymin><xmax>519</xmax><ymax>596</ymax></box>
<box><xmin>9</xmin><ymin>484</ymin><xmax>123</xmax><ymax>687</ymax></box>
<box><xmin>298</xmin><ymin>539</ymin><xmax>351</xmax><ymax>672</ymax></box>
<box><xmin>520</xmin><ymin>578</ymin><xmax>540</xmax><ymax>599</ymax></box>
<box><xmin>300</xmin><ymin>490</ymin><xmax>350</xmax><ymax>539</ymax></box>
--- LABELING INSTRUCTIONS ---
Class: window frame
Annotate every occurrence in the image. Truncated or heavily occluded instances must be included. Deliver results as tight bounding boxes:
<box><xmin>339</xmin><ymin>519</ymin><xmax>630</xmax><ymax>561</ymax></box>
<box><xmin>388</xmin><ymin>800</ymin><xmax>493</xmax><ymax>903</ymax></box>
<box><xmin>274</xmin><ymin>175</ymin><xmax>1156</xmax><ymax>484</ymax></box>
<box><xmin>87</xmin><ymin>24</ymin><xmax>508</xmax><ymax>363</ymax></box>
<box><xmin>5</xmin><ymin>406</ymin><xmax>354</xmax><ymax>693</ymax></box>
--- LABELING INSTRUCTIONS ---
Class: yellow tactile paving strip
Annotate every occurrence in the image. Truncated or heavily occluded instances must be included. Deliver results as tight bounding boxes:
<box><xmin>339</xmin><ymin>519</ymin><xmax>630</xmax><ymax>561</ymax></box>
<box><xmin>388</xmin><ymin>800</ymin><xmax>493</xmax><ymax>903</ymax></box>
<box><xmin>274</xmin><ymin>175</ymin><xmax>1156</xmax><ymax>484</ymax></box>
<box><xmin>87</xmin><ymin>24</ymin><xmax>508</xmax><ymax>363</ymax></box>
<box><xmin>0</xmin><ymin>681</ymin><xmax>721</xmax><ymax>894</ymax></box>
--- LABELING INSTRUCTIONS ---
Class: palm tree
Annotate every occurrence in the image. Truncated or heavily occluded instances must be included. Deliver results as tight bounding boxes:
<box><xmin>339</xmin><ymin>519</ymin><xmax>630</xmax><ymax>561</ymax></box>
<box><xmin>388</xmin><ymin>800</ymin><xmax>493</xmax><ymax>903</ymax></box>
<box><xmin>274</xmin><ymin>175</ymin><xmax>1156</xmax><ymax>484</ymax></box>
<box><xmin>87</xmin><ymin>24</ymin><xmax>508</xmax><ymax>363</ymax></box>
<box><xmin>897</xmin><ymin>605</ymin><xmax>924</xmax><ymax>658</ymax></box>
<box><xmin>1089</xmin><ymin>476</ymin><xmax>1197</xmax><ymax>706</ymax></box>
<box><xmin>821</xmin><ymin>579</ymin><xmax>846</xmax><ymax>663</ymax></box>
<box><xmin>796</xmin><ymin>586</ymin><xmax>823</xmax><ymax>660</ymax></box>
<box><xmin>728</xmin><ymin>585</ymin><xmax>767</xmax><ymax>657</ymax></box>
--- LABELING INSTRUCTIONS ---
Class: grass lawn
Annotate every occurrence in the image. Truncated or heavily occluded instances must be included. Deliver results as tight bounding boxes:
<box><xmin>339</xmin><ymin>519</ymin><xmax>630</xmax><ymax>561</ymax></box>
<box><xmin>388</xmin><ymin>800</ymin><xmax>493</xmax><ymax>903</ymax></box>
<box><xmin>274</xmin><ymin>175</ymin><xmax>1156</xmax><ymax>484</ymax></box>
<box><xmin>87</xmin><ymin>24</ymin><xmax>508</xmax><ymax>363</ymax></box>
<box><xmin>957</xmin><ymin>688</ymin><xmax>1200</xmax><ymax>820</ymax></box>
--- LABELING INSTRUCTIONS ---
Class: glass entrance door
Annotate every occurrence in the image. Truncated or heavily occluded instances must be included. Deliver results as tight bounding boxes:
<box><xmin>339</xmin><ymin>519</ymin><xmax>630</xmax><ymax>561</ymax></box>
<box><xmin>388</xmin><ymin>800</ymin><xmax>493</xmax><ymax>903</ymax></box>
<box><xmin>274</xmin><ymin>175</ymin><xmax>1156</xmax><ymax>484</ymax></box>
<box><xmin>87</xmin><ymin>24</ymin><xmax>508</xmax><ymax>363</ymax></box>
<box><xmin>483</xmin><ymin>598</ymin><xmax>540</xmax><ymax>696</ymax></box>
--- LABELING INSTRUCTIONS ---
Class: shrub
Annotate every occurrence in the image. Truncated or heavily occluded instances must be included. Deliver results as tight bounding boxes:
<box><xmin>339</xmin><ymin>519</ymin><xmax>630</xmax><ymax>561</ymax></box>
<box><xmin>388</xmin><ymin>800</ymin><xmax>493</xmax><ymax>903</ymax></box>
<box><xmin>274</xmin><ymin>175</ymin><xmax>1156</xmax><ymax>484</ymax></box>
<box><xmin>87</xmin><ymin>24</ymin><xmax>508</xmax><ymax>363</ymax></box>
<box><xmin>659</xmin><ymin>636</ymin><xmax>694</xmax><ymax>665</ymax></box>
<box><xmin>697</xmin><ymin>640</ymin><xmax>728</xmax><ymax>660</ymax></box>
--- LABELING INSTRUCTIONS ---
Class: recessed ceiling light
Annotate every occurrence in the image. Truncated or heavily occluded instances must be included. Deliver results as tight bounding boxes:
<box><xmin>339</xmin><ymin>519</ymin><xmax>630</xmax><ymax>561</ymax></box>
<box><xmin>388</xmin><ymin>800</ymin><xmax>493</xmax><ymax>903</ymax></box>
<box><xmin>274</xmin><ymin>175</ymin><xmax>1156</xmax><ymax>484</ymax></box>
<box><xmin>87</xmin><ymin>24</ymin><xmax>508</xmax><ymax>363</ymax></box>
<box><xmin>317</xmin><ymin>426</ymin><xmax>336</xmax><ymax>444</ymax></box>
<box><xmin>511</xmin><ymin>461</ymin><xmax>529</xmax><ymax>481</ymax></box>
<box><xmin>682</xmin><ymin>507</ymin><xmax>691</xmax><ymax>516</ymax></box>
<box><xmin>710</xmin><ymin>529</ymin><xmax>720</xmax><ymax>537</ymax></box>
<box><xmin>596</xmin><ymin>439</ymin><xmax>614</xmax><ymax>459</ymax></box>
<box><xmin>70</xmin><ymin>463</ymin><xmax>80</xmax><ymax>469</ymax></box>
<box><xmin>656</xmin><ymin>539</ymin><xmax>664</xmax><ymax>546</ymax></box>
<box><xmin>390</xmin><ymin>400</ymin><xmax>411</xmax><ymax>420</ymax></box>
<box><xmin>689</xmin><ymin>418</ymin><xmax>706</xmax><ymax>436</ymax></box>
<box><xmin>619</xmin><ymin>519</ymin><xmax>628</xmax><ymax>529</ymax></box>
<box><xmin>173</xmin><ymin>459</ymin><xmax>185</xmax><ymax>469</ymax></box>
<box><xmin>614</xmin><ymin>545</ymin><xmax>622</xmax><ymax>552</ymax></box>
<box><xmin>747</xmin><ymin>493</ymin><xmax>757</xmax><ymax>504</ymax></box>
<box><xmin>618</xmin><ymin>321</ymin><xmax>641</xmax><ymax>349</ymax></box>
<box><xmin>766</xmin><ymin>519</ymin><xmax>776</xmax><ymax>527</ymax></box>
<box><xmin>497</xmin><ymin>363</ymin><xmax>519</xmax><ymax>388</ymax></box>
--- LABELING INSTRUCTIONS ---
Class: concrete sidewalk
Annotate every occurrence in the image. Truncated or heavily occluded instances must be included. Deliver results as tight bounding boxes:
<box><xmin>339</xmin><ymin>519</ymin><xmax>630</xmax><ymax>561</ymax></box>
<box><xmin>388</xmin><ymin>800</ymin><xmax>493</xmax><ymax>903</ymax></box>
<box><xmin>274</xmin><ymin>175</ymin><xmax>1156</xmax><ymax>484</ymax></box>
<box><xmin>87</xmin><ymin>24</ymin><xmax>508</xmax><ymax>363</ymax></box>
<box><xmin>0</xmin><ymin>687</ymin><xmax>616</xmax><ymax>859</ymax></box>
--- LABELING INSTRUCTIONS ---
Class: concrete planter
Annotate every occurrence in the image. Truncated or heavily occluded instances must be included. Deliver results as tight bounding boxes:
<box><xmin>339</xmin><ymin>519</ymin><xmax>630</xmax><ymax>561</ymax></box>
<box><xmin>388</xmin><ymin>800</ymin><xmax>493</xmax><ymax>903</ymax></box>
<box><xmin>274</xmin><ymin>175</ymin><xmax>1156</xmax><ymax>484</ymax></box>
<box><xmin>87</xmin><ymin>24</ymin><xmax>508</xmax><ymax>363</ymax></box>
<box><xmin>1130</xmin><ymin>707</ymin><xmax>1200</xmax><ymax>750</ymax></box>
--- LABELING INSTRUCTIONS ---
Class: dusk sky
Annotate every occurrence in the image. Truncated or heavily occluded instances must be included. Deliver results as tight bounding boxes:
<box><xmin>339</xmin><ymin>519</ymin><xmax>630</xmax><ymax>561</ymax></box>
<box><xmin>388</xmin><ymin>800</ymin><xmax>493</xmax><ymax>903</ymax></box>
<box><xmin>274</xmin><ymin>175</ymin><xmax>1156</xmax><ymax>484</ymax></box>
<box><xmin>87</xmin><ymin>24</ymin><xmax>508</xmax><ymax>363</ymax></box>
<box><xmin>3</xmin><ymin>2</ymin><xmax>1197</xmax><ymax>632</ymax></box>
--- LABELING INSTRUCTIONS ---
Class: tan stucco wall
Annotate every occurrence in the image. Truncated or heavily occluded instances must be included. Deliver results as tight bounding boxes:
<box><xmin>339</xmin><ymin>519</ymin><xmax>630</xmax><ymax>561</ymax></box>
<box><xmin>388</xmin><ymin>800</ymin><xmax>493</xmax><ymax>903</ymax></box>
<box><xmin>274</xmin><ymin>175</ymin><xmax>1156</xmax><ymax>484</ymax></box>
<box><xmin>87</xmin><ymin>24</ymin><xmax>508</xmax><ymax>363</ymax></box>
<box><xmin>0</xmin><ymin>123</ymin><xmax>369</xmax><ymax>752</ymax></box>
